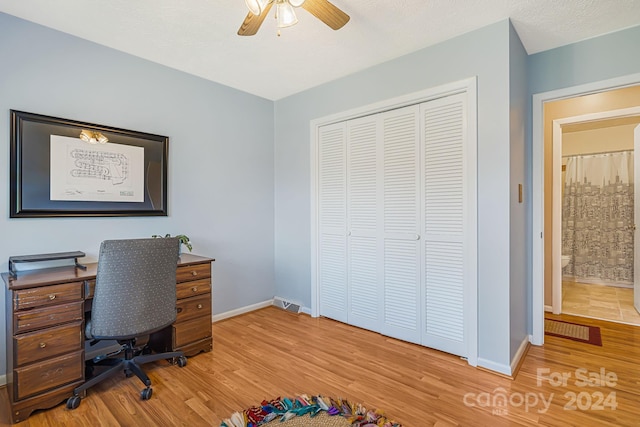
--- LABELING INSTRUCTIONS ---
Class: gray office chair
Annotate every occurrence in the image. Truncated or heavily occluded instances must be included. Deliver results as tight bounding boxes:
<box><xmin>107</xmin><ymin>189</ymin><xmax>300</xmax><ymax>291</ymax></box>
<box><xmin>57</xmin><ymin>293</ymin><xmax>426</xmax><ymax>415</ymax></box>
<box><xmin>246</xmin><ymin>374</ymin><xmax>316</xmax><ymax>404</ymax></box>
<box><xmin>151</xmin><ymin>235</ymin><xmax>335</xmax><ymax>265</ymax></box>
<box><xmin>67</xmin><ymin>238</ymin><xmax>187</xmax><ymax>410</ymax></box>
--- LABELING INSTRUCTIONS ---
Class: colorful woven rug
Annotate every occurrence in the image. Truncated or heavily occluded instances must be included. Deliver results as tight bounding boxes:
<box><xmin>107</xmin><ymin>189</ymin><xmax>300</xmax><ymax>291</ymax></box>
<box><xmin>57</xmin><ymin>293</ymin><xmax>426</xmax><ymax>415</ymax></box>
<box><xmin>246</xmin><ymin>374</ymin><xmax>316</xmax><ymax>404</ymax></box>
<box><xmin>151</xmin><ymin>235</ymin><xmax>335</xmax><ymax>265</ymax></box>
<box><xmin>220</xmin><ymin>395</ymin><xmax>401</xmax><ymax>427</ymax></box>
<box><xmin>544</xmin><ymin>319</ymin><xmax>602</xmax><ymax>346</ymax></box>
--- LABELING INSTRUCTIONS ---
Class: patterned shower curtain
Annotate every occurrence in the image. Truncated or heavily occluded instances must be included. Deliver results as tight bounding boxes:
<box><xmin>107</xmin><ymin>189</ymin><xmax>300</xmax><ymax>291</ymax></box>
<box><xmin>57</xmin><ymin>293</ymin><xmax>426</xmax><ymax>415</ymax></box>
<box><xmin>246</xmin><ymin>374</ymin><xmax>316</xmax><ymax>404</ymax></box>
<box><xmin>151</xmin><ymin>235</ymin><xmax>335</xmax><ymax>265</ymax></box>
<box><xmin>562</xmin><ymin>150</ymin><xmax>634</xmax><ymax>286</ymax></box>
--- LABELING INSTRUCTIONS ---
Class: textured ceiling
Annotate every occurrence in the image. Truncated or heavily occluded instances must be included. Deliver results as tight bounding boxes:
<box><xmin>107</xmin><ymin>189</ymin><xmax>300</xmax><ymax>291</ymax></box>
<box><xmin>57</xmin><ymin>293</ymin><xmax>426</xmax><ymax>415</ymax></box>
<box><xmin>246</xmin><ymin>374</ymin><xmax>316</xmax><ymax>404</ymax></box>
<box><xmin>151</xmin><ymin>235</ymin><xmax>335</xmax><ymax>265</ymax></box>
<box><xmin>1</xmin><ymin>0</ymin><xmax>639</xmax><ymax>100</ymax></box>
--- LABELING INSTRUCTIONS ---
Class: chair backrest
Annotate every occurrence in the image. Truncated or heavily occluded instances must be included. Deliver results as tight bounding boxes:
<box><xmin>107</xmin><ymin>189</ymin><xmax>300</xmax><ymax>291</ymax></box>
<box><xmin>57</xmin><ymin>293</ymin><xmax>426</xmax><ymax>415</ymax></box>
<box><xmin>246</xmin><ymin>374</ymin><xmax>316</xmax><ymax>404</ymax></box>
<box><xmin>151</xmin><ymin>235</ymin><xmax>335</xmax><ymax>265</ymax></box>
<box><xmin>90</xmin><ymin>238</ymin><xmax>180</xmax><ymax>340</ymax></box>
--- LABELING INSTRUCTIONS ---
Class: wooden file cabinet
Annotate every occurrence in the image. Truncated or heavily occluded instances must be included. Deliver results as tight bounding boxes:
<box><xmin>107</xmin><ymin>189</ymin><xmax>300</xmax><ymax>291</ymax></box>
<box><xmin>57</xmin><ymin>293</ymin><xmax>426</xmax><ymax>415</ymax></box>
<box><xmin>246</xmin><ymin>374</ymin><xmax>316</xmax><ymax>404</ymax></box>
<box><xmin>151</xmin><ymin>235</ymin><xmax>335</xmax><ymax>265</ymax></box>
<box><xmin>3</xmin><ymin>253</ymin><xmax>213</xmax><ymax>423</ymax></box>
<box><xmin>150</xmin><ymin>261</ymin><xmax>213</xmax><ymax>356</ymax></box>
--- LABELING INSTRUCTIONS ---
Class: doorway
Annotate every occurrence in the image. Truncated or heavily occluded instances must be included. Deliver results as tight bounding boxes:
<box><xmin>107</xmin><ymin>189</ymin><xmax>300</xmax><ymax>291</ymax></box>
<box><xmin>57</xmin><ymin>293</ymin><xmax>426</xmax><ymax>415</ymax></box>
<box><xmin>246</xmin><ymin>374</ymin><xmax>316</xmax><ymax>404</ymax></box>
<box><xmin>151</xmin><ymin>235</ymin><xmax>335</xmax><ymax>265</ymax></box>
<box><xmin>532</xmin><ymin>76</ymin><xmax>640</xmax><ymax>345</ymax></box>
<box><xmin>552</xmin><ymin>113</ymin><xmax>640</xmax><ymax>326</ymax></box>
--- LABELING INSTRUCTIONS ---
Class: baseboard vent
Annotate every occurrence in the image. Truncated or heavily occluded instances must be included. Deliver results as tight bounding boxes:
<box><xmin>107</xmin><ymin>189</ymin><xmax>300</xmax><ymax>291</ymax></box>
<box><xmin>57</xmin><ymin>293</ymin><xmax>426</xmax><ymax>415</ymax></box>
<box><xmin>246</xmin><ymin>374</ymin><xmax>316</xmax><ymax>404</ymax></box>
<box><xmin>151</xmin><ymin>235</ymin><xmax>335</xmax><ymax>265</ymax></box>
<box><xmin>273</xmin><ymin>297</ymin><xmax>301</xmax><ymax>313</ymax></box>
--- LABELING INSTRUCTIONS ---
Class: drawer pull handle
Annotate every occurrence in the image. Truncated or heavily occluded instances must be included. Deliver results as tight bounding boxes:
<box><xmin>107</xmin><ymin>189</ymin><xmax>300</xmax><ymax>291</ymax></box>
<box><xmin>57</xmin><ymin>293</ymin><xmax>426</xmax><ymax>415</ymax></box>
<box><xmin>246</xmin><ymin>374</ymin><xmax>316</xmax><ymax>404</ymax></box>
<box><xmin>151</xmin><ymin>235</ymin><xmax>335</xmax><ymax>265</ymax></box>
<box><xmin>177</xmin><ymin>308</ymin><xmax>183</xmax><ymax>313</ymax></box>
<box><xmin>191</xmin><ymin>287</ymin><xmax>198</xmax><ymax>292</ymax></box>
<box><xmin>39</xmin><ymin>342</ymin><xmax>46</xmax><ymax>348</ymax></box>
<box><xmin>191</xmin><ymin>271</ymin><xmax>198</xmax><ymax>276</ymax></box>
<box><xmin>48</xmin><ymin>294</ymin><xmax>56</xmax><ymax>300</ymax></box>
<box><xmin>197</xmin><ymin>304</ymin><xmax>203</xmax><ymax>309</ymax></box>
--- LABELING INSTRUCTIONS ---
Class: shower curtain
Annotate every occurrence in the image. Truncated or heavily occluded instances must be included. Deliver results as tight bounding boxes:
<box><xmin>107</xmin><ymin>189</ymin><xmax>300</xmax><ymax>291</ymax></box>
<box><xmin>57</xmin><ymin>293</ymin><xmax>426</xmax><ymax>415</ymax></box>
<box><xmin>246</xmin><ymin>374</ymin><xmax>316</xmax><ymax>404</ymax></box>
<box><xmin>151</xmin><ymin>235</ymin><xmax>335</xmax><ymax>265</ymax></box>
<box><xmin>562</xmin><ymin>150</ymin><xmax>634</xmax><ymax>286</ymax></box>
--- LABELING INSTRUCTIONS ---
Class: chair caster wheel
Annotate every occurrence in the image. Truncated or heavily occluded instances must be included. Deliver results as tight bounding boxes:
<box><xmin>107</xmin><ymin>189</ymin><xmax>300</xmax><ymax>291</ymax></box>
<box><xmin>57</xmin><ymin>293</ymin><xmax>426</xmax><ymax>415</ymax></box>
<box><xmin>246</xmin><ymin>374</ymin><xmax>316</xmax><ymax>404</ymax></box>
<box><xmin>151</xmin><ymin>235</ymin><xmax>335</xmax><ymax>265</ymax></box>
<box><xmin>141</xmin><ymin>387</ymin><xmax>153</xmax><ymax>400</ymax></box>
<box><xmin>177</xmin><ymin>356</ymin><xmax>187</xmax><ymax>368</ymax></box>
<box><xmin>67</xmin><ymin>395</ymin><xmax>81</xmax><ymax>410</ymax></box>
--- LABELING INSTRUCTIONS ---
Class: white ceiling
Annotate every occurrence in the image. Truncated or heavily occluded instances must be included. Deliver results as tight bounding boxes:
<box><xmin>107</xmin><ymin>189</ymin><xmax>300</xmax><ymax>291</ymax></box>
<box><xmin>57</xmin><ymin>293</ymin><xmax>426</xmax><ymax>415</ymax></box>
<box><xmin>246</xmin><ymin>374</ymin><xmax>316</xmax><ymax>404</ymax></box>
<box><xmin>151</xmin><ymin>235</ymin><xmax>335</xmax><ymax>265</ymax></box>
<box><xmin>1</xmin><ymin>0</ymin><xmax>640</xmax><ymax>100</ymax></box>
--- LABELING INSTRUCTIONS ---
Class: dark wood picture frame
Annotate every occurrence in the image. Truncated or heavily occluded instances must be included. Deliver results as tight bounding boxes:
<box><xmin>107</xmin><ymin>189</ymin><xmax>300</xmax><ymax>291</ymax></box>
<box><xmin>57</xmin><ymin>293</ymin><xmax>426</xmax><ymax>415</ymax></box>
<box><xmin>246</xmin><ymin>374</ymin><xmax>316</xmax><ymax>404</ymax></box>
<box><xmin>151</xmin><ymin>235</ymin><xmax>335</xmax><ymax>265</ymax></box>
<box><xmin>10</xmin><ymin>110</ymin><xmax>169</xmax><ymax>218</ymax></box>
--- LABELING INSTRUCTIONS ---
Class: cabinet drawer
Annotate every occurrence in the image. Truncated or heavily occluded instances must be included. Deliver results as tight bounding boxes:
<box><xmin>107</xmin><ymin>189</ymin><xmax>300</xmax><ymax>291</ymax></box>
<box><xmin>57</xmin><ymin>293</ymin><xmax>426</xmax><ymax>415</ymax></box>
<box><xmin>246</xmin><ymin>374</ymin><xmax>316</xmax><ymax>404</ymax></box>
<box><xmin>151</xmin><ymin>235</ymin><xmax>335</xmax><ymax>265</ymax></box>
<box><xmin>176</xmin><ymin>294</ymin><xmax>211</xmax><ymax>323</ymax></box>
<box><xmin>14</xmin><ymin>350</ymin><xmax>83</xmax><ymax>400</ymax></box>
<box><xmin>173</xmin><ymin>315</ymin><xmax>211</xmax><ymax>348</ymax></box>
<box><xmin>176</xmin><ymin>263</ymin><xmax>211</xmax><ymax>283</ymax></box>
<box><xmin>176</xmin><ymin>278</ymin><xmax>211</xmax><ymax>300</ymax></box>
<box><xmin>14</xmin><ymin>282</ymin><xmax>83</xmax><ymax>311</ymax></box>
<box><xmin>14</xmin><ymin>301</ymin><xmax>83</xmax><ymax>333</ymax></box>
<box><xmin>15</xmin><ymin>322</ymin><xmax>83</xmax><ymax>366</ymax></box>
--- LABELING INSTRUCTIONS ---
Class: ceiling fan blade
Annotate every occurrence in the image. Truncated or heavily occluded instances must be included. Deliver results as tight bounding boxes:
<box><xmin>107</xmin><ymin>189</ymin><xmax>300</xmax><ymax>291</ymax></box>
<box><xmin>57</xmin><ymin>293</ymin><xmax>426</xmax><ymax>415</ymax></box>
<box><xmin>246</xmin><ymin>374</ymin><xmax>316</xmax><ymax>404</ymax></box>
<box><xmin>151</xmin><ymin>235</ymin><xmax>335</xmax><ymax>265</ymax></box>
<box><xmin>301</xmin><ymin>0</ymin><xmax>350</xmax><ymax>30</ymax></box>
<box><xmin>237</xmin><ymin>2</ymin><xmax>274</xmax><ymax>36</ymax></box>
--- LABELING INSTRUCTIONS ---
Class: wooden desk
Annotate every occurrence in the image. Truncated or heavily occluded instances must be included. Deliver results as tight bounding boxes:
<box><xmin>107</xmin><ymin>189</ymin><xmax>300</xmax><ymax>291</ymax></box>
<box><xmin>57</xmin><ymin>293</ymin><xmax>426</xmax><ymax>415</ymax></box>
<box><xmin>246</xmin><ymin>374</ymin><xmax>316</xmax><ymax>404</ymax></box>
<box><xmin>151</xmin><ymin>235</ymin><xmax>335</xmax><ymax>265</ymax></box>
<box><xmin>2</xmin><ymin>253</ymin><xmax>214</xmax><ymax>424</ymax></box>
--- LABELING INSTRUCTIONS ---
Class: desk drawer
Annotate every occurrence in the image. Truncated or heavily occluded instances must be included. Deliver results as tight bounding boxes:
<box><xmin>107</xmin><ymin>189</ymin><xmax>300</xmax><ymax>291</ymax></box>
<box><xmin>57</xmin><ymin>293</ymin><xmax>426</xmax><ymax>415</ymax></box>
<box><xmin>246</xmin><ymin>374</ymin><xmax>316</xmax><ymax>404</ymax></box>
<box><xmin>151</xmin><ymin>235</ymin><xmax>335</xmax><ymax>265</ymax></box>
<box><xmin>14</xmin><ymin>350</ymin><xmax>83</xmax><ymax>400</ymax></box>
<box><xmin>14</xmin><ymin>301</ymin><xmax>83</xmax><ymax>333</ymax></box>
<box><xmin>176</xmin><ymin>263</ymin><xmax>211</xmax><ymax>283</ymax></box>
<box><xmin>173</xmin><ymin>315</ymin><xmax>211</xmax><ymax>348</ymax></box>
<box><xmin>176</xmin><ymin>294</ymin><xmax>211</xmax><ymax>323</ymax></box>
<box><xmin>176</xmin><ymin>278</ymin><xmax>211</xmax><ymax>300</ymax></box>
<box><xmin>15</xmin><ymin>321</ymin><xmax>83</xmax><ymax>366</ymax></box>
<box><xmin>14</xmin><ymin>282</ymin><xmax>83</xmax><ymax>311</ymax></box>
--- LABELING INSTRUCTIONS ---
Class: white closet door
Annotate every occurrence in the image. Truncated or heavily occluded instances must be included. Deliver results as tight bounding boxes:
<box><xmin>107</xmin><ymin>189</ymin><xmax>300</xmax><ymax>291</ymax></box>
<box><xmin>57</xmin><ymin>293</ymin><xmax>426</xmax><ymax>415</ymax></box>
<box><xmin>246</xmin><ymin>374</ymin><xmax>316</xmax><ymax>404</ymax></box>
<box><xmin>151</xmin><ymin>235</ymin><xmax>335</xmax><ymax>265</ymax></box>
<box><xmin>421</xmin><ymin>93</ymin><xmax>467</xmax><ymax>357</ymax></box>
<box><xmin>381</xmin><ymin>105</ymin><xmax>421</xmax><ymax>343</ymax></box>
<box><xmin>346</xmin><ymin>116</ymin><xmax>382</xmax><ymax>330</ymax></box>
<box><xmin>318</xmin><ymin>122</ymin><xmax>348</xmax><ymax>322</ymax></box>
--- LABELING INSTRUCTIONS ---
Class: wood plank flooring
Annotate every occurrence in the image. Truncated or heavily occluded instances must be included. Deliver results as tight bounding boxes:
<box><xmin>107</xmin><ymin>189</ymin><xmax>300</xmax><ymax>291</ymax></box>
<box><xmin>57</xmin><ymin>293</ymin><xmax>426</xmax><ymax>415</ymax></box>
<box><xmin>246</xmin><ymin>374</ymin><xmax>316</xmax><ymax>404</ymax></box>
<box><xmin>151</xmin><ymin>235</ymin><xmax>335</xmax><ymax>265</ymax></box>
<box><xmin>1</xmin><ymin>307</ymin><xmax>639</xmax><ymax>426</ymax></box>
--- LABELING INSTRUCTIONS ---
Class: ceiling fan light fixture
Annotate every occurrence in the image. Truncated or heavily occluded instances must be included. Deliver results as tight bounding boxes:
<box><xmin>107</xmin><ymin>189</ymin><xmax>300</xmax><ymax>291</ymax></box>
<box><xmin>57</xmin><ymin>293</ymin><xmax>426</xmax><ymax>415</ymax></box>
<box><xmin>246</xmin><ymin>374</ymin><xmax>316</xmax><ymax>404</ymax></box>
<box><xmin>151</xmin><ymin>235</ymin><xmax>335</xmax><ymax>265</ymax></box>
<box><xmin>288</xmin><ymin>0</ymin><xmax>305</xmax><ymax>7</ymax></box>
<box><xmin>276</xmin><ymin>1</ymin><xmax>298</xmax><ymax>28</ymax></box>
<box><xmin>245</xmin><ymin>0</ymin><xmax>269</xmax><ymax>16</ymax></box>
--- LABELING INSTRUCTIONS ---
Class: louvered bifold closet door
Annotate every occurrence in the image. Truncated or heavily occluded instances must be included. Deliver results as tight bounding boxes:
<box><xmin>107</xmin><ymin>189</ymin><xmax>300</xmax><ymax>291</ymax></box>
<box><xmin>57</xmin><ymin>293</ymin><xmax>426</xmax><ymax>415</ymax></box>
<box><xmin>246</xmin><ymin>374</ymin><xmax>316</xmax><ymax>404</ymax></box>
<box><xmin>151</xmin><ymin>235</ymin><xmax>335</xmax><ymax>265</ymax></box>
<box><xmin>346</xmin><ymin>116</ymin><xmax>382</xmax><ymax>331</ymax></box>
<box><xmin>381</xmin><ymin>105</ymin><xmax>421</xmax><ymax>344</ymax></box>
<box><xmin>421</xmin><ymin>93</ymin><xmax>467</xmax><ymax>357</ymax></box>
<box><xmin>318</xmin><ymin>122</ymin><xmax>348</xmax><ymax>322</ymax></box>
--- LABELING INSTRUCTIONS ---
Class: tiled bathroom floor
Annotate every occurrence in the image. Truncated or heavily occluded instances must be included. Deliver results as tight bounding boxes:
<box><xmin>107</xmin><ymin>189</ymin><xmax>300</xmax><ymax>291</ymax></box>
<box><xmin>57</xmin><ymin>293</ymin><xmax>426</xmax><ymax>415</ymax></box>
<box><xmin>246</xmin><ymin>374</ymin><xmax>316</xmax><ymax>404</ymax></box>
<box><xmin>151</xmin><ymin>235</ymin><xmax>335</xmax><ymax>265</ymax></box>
<box><xmin>562</xmin><ymin>281</ymin><xmax>640</xmax><ymax>326</ymax></box>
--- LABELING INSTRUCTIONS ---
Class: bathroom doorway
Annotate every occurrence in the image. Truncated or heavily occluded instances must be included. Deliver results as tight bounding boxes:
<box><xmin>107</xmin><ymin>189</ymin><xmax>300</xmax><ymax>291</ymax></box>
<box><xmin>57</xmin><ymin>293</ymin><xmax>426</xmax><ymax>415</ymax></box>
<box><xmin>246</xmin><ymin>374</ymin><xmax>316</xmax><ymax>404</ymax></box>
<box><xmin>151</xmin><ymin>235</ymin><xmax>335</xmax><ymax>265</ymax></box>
<box><xmin>554</xmin><ymin>116</ymin><xmax>640</xmax><ymax>326</ymax></box>
<box><xmin>532</xmin><ymin>78</ymin><xmax>640</xmax><ymax>345</ymax></box>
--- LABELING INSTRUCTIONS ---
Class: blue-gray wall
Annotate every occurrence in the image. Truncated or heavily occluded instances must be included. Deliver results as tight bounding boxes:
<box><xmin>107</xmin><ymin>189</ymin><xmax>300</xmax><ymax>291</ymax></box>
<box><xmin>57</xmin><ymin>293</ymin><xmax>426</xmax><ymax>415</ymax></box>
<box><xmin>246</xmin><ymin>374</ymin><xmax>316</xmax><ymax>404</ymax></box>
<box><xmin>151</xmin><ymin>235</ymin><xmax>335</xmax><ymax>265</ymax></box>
<box><xmin>529</xmin><ymin>24</ymin><xmax>640</xmax><ymax>94</ymax></box>
<box><xmin>274</xmin><ymin>20</ymin><xmax>515</xmax><ymax>372</ymax></box>
<box><xmin>509</xmin><ymin>21</ymin><xmax>529</xmax><ymax>362</ymax></box>
<box><xmin>0</xmin><ymin>13</ymin><xmax>275</xmax><ymax>378</ymax></box>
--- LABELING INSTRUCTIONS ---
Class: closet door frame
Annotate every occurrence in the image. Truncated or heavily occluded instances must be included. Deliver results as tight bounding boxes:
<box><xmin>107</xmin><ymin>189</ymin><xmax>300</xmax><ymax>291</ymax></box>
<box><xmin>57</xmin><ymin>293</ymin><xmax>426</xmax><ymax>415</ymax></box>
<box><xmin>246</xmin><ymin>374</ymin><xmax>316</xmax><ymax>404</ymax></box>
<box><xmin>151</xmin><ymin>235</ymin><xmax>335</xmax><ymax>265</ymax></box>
<box><xmin>310</xmin><ymin>77</ymin><xmax>478</xmax><ymax>366</ymax></box>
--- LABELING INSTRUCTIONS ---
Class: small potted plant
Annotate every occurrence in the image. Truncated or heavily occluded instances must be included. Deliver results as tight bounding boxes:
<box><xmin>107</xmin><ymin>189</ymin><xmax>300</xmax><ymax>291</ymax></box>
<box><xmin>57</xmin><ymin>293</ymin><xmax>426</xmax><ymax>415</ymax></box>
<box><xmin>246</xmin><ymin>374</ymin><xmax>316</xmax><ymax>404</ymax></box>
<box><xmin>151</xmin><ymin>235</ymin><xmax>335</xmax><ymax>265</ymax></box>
<box><xmin>152</xmin><ymin>234</ymin><xmax>192</xmax><ymax>253</ymax></box>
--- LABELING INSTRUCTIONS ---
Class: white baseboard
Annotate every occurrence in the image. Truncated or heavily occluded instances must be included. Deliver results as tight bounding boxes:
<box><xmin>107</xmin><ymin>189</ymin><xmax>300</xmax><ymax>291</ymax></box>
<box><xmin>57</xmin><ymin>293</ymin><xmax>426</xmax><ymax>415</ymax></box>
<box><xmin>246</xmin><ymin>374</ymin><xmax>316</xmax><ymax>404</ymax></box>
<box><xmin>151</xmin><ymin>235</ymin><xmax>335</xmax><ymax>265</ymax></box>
<box><xmin>477</xmin><ymin>358</ymin><xmax>512</xmax><ymax>376</ymax></box>
<box><xmin>544</xmin><ymin>305</ymin><xmax>553</xmax><ymax>312</ymax></box>
<box><xmin>0</xmin><ymin>374</ymin><xmax>6</xmax><ymax>387</ymax></box>
<box><xmin>212</xmin><ymin>299</ymin><xmax>273</xmax><ymax>323</ymax></box>
<box><xmin>300</xmin><ymin>306</ymin><xmax>311</xmax><ymax>315</ymax></box>
<box><xmin>530</xmin><ymin>331</ymin><xmax>544</xmax><ymax>346</ymax></box>
<box><xmin>510</xmin><ymin>336</ymin><xmax>530</xmax><ymax>374</ymax></box>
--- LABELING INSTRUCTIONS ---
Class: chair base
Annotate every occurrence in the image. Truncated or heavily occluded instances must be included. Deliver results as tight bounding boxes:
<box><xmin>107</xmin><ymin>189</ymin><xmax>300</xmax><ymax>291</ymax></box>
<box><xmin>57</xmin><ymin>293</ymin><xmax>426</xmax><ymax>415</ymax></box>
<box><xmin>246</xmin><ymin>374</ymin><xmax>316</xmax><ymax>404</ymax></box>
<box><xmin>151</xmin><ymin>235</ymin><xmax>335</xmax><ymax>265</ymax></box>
<box><xmin>67</xmin><ymin>342</ymin><xmax>186</xmax><ymax>410</ymax></box>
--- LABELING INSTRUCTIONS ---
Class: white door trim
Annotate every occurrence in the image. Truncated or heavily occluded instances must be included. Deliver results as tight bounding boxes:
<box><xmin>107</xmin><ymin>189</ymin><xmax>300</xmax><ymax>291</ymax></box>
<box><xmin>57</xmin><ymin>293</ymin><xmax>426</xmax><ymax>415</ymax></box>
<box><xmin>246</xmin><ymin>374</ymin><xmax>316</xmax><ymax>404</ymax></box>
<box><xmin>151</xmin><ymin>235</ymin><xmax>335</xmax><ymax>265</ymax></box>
<box><xmin>310</xmin><ymin>77</ymin><xmax>478</xmax><ymax>366</ymax></box>
<box><xmin>531</xmin><ymin>73</ymin><xmax>640</xmax><ymax>345</ymax></box>
<box><xmin>551</xmin><ymin>107</ymin><xmax>640</xmax><ymax>315</ymax></box>
<box><xmin>635</xmin><ymin>124</ymin><xmax>640</xmax><ymax>313</ymax></box>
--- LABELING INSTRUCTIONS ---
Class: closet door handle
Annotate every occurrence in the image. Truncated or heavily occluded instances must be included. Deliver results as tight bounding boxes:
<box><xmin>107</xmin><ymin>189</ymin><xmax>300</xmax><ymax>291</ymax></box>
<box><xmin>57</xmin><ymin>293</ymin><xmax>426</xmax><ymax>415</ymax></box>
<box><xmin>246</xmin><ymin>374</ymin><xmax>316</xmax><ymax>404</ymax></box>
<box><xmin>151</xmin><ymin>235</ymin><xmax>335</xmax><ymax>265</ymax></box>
<box><xmin>415</xmin><ymin>234</ymin><xmax>420</xmax><ymax>240</ymax></box>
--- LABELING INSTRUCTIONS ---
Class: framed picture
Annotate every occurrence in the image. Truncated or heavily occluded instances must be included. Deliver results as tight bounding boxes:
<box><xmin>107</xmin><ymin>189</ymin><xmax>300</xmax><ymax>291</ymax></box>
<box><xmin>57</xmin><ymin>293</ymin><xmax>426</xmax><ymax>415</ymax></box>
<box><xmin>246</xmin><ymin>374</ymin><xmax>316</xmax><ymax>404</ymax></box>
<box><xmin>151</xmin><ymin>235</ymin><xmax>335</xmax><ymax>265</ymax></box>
<box><xmin>10</xmin><ymin>110</ymin><xmax>169</xmax><ymax>217</ymax></box>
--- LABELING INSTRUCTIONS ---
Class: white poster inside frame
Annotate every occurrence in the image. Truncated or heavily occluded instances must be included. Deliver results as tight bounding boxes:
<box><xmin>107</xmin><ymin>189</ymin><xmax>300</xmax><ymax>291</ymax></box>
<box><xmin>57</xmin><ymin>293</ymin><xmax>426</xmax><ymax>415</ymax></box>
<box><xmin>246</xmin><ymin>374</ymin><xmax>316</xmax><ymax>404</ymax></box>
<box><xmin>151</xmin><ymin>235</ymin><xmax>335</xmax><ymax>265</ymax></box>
<box><xmin>50</xmin><ymin>135</ymin><xmax>144</xmax><ymax>203</ymax></box>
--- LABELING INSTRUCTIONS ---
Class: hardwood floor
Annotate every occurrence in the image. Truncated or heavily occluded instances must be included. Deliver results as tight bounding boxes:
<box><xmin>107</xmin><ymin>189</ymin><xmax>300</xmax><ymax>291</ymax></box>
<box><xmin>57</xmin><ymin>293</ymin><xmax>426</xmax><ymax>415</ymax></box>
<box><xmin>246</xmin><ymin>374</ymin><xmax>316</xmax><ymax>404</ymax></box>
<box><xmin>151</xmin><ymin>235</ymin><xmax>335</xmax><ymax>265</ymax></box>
<box><xmin>1</xmin><ymin>307</ymin><xmax>639</xmax><ymax>426</ymax></box>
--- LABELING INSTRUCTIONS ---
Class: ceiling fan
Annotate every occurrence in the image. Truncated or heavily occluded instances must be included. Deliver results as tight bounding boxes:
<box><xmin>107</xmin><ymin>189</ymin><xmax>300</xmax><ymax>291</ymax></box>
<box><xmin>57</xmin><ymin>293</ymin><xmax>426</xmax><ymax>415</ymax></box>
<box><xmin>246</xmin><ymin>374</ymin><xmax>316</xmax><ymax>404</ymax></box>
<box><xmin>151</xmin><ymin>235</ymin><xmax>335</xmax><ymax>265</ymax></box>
<box><xmin>238</xmin><ymin>0</ymin><xmax>350</xmax><ymax>36</ymax></box>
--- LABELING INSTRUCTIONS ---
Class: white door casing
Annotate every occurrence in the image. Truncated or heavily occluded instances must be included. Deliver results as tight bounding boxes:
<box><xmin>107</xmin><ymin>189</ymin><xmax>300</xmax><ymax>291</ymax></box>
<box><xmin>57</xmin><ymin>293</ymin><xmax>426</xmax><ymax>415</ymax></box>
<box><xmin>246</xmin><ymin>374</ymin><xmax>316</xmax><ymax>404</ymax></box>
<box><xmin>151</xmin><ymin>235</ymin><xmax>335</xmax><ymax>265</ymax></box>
<box><xmin>550</xmin><ymin>108</ymin><xmax>640</xmax><ymax>318</ymax></box>
<box><xmin>635</xmin><ymin>124</ymin><xmax>640</xmax><ymax>313</ymax></box>
<box><xmin>531</xmin><ymin>73</ymin><xmax>640</xmax><ymax>346</ymax></box>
